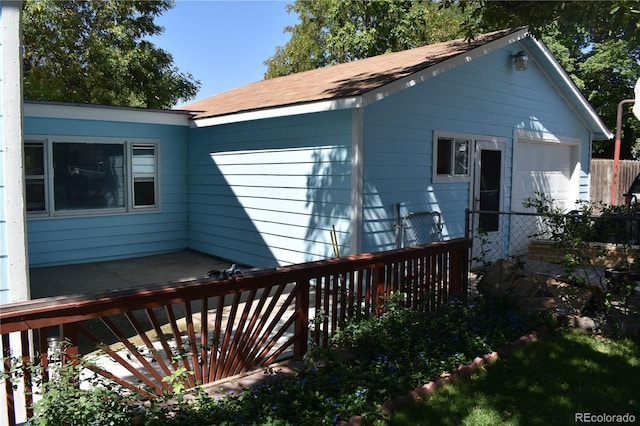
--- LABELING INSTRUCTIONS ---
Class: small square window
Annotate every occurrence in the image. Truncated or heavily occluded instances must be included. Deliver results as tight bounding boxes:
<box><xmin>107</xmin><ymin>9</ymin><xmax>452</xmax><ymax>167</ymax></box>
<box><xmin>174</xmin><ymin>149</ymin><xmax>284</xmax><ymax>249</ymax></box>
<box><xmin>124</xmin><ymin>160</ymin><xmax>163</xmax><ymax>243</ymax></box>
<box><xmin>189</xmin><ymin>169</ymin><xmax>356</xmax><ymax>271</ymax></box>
<box><xmin>436</xmin><ymin>137</ymin><xmax>470</xmax><ymax>178</ymax></box>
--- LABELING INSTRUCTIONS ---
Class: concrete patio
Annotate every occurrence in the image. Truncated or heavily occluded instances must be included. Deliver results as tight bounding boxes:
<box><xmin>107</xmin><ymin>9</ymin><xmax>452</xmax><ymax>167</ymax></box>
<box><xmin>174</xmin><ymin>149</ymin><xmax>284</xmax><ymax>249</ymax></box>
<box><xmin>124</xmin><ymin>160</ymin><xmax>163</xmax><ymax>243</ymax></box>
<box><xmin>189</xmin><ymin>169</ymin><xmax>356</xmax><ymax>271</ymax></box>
<box><xmin>28</xmin><ymin>249</ymin><xmax>238</xmax><ymax>299</ymax></box>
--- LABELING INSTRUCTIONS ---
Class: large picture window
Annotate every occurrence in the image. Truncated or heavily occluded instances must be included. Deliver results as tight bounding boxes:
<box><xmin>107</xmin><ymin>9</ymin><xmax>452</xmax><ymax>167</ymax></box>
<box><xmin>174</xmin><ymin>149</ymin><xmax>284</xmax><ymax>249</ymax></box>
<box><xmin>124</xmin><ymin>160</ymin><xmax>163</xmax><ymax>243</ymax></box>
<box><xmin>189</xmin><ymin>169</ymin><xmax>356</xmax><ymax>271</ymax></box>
<box><xmin>25</xmin><ymin>137</ymin><xmax>159</xmax><ymax>216</ymax></box>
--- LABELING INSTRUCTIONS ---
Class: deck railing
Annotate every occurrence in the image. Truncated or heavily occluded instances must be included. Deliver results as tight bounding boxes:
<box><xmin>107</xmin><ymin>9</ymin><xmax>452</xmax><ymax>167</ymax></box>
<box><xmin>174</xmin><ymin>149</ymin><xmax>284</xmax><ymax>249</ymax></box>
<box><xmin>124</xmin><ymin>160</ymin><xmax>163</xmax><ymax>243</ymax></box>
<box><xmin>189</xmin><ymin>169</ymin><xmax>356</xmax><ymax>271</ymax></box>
<box><xmin>1</xmin><ymin>238</ymin><xmax>470</xmax><ymax>425</ymax></box>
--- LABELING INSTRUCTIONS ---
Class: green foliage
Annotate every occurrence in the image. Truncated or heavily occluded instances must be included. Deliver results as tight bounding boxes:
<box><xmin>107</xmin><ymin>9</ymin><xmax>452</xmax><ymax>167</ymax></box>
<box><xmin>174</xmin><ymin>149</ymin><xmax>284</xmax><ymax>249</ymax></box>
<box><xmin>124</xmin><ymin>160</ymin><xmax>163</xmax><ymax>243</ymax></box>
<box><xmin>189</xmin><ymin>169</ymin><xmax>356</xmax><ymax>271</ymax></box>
<box><xmin>264</xmin><ymin>0</ymin><xmax>469</xmax><ymax>78</ymax></box>
<box><xmin>22</xmin><ymin>0</ymin><xmax>200</xmax><ymax>108</ymax></box>
<box><xmin>522</xmin><ymin>192</ymin><xmax>607</xmax><ymax>284</ymax></box>
<box><xmin>522</xmin><ymin>192</ymin><xmax>639</xmax><ymax>328</ymax></box>
<box><xmin>448</xmin><ymin>0</ymin><xmax>640</xmax><ymax>159</ymax></box>
<box><xmin>8</xmin><ymin>297</ymin><xmax>542</xmax><ymax>425</ymax></box>
<box><xmin>161</xmin><ymin>365</ymin><xmax>194</xmax><ymax>396</ymax></box>
<box><xmin>268</xmin><ymin>0</ymin><xmax>640</xmax><ymax>159</ymax></box>
<box><xmin>27</xmin><ymin>362</ymin><xmax>141</xmax><ymax>426</ymax></box>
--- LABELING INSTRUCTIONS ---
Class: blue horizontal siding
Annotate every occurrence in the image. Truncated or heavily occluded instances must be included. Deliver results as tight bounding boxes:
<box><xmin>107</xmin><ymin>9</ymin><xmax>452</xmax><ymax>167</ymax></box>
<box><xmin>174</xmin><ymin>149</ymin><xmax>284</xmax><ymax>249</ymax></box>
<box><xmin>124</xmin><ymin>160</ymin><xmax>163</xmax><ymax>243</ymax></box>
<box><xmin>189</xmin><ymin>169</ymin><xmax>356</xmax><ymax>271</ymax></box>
<box><xmin>360</xmin><ymin>45</ymin><xmax>590</xmax><ymax>253</ymax></box>
<box><xmin>188</xmin><ymin>111</ymin><xmax>353</xmax><ymax>267</ymax></box>
<box><xmin>25</xmin><ymin>117</ymin><xmax>189</xmax><ymax>266</ymax></box>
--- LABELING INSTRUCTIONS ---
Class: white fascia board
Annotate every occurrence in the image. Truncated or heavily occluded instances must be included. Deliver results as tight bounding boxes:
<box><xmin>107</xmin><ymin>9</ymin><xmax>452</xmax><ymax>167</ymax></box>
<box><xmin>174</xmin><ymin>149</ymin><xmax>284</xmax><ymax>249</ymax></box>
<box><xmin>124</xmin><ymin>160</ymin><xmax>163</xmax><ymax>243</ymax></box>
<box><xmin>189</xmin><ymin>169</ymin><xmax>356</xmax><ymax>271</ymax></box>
<box><xmin>192</xmin><ymin>29</ymin><xmax>532</xmax><ymax>128</ymax></box>
<box><xmin>191</xmin><ymin>97</ymin><xmax>364</xmax><ymax>127</ymax></box>
<box><xmin>529</xmin><ymin>38</ymin><xmax>613</xmax><ymax>140</ymax></box>
<box><xmin>24</xmin><ymin>102</ymin><xmax>192</xmax><ymax>127</ymax></box>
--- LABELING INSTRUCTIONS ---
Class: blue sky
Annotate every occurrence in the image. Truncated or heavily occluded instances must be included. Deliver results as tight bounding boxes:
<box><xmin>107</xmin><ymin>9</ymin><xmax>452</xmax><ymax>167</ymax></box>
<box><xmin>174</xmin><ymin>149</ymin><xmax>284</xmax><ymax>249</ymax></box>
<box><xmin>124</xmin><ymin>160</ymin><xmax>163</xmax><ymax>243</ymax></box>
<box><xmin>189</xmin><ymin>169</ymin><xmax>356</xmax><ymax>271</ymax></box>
<box><xmin>151</xmin><ymin>0</ymin><xmax>298</xmax><ymax>104</ymax></box>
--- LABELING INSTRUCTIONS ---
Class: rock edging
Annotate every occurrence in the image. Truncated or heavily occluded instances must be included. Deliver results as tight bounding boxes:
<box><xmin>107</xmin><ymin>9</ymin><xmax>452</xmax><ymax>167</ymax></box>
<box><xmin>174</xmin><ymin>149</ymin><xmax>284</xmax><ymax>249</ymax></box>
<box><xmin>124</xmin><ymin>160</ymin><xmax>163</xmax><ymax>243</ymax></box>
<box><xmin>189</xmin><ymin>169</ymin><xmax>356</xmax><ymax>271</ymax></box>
<box><xmin>338</xmin><ymin>327</ymin><xmax>550</xmax><ymax>426</ymax></box>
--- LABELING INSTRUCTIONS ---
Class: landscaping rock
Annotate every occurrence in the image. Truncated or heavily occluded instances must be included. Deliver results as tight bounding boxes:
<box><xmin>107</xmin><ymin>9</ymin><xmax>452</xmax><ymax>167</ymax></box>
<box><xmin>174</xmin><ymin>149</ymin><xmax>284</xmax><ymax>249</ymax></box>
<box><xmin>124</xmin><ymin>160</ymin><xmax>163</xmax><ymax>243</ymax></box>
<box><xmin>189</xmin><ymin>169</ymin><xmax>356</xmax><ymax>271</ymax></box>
<box><xmin>477</xmin><ymin>259</ymin><xmax>593</xmax><ymax>315</ymax></box>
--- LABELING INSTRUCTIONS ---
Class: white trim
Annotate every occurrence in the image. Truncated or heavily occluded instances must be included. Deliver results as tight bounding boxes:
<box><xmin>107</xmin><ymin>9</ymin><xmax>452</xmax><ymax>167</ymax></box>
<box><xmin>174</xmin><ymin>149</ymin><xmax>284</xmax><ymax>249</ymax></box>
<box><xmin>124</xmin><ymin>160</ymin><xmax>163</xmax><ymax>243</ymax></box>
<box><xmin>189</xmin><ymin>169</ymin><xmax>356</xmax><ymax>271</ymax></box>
<box><xmin>191</xmin><ymin>97</ymin><xmax>364</xmax><ymax>127</ymax></box>
<box><xmin>432</xmin><ymin>131</ymin><xmax>507</xmax><ymax>184</ymax></box>
<box><xmin>513</xmin><ymin>128</ymin><xmax>581</xmax><ymax>145</ymax></box>
<box><xmin>361</xmin><ymin>29</ymin><xmax>531</xmax><ymax>107</ymax></box>
<box><xmin>528</xmin><ymin>38</ymin><xmax>612</xmax><ymax>140</ymax></box>
<box><xmin>350</xmin><ymin>108</ymin><xmax>364</xmax><ymax>255</ymax></box>
<box><xmin>193</xmin><ymin>30</ymin><xmax>533</xmax><ymax>128</ymax></box>
<box><xmin>24</xmin><ymin>102</ymin><xmax>192</xmax><ymax>127</ymax></box>
<box><xmin>2</xmin><ymin>1</ymin><xmax>30</xmax><ymax>303</ymax></box>
<box><xmin>432</xmin><ymin>133</ymin><xmax>472</xmax><ymax>184</ymax></box>
<box><xmin>24</xmin><ymin>135</ymin><xmax>160</xmax><ymax>218</ymax></box>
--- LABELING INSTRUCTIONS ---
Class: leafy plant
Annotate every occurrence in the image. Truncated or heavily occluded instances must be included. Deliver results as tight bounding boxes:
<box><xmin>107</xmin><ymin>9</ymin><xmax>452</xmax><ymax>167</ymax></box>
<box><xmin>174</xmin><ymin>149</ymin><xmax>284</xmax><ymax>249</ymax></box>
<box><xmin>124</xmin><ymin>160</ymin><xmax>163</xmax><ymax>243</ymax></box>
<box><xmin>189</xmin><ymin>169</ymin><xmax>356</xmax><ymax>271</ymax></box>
<box><xmin>522</xmin><ymin>192</ymin><xmax>608</xmax><ymax>286</ymax></box>
<box><xmin>5</xmin><ymin>295</ymin><xmax>545</xmax><ymax>425</ymax></box>
<box><xmin>523</xmin><ymin>192</ymin><xmax>638</xmax><ymax>332</ymax></box>
<box><xmin>162</xmin><ymin>365</ymin><xmax>194</xmax><ymax>396</ymax></box>
<box><xmin>28</xmin><ymin>361</ymin><xmax>141</xmax><ymax>426</ymax></box>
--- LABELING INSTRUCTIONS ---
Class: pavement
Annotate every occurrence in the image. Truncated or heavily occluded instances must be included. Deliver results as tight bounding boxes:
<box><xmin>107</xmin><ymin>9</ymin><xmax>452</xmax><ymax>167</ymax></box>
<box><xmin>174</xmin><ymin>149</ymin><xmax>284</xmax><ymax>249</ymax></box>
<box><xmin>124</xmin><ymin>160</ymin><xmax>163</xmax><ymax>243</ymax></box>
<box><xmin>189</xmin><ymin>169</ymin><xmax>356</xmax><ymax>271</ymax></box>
<box><xmin>28</xmin><ymin>249</ymin><xmax>237</xmax><ymax>299</ymax></box>
<box><xmin>198</xmin><ymin>359</ymin><xmax>305</xmax><ymax>401</ymax></box>
<box><xmin>26</xmin><ymin>249</ymin><xmax>303</xmax><ymax>406</ymax></box>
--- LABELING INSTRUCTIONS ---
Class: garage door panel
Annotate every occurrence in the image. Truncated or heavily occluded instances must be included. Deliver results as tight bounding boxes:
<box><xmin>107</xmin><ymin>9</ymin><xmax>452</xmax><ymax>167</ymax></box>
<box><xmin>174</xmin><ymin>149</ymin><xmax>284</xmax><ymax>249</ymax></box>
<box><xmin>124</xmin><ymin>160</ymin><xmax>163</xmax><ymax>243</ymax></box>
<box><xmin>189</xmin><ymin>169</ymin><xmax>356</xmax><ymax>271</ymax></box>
<box><xmin>513</xmin><ymin>141</ymin><xmax>572</xmax><ymax>212</ymax></box>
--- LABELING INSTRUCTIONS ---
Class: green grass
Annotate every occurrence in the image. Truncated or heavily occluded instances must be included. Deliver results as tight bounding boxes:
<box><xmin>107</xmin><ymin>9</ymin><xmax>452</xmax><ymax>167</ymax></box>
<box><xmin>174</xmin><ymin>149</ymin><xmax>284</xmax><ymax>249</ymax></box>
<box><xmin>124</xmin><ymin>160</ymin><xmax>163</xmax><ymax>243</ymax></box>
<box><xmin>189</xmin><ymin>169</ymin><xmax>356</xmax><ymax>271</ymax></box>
<box><xmin>384</xmin><ymin>329</ymin><xmax>640</xmax><ymax>426</ymax></box>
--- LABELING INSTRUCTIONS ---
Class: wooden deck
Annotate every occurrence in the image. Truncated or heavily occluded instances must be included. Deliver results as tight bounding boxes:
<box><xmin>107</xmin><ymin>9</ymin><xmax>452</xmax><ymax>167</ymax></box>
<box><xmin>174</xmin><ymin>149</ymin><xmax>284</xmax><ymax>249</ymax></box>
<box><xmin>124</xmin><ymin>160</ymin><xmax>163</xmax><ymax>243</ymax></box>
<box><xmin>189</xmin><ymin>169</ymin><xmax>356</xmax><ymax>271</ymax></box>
<box><xmin>1</xmin><ymin>239</ymin><xmax>471</xmax><ymax>426</ymax></box>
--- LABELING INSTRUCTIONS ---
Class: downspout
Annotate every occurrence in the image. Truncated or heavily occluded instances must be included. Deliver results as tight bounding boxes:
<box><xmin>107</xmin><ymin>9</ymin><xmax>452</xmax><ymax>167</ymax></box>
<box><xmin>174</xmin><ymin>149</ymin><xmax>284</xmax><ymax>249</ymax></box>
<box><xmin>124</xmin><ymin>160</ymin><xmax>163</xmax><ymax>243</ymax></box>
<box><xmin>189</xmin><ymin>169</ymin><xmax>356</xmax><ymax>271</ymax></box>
<box><xmin>611</xmin><ymin>99</ymin><xmax>634</xmax><ymax>205</ymax></box>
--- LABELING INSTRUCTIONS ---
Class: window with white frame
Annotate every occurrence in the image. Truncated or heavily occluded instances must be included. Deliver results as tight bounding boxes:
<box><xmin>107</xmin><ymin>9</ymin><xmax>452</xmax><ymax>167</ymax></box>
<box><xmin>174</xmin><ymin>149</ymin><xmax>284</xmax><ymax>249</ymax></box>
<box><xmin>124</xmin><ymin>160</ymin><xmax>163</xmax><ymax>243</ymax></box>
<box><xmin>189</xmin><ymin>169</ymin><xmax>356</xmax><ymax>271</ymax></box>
<box><xmin>433</xmin><ymin>134</ymin><xmax>471</xmax><ymax>182</ymax></box>
<box><xmin>24</xmin><ymin>137</ymin><xmax>159</xmax><ymax>216</ymax></box>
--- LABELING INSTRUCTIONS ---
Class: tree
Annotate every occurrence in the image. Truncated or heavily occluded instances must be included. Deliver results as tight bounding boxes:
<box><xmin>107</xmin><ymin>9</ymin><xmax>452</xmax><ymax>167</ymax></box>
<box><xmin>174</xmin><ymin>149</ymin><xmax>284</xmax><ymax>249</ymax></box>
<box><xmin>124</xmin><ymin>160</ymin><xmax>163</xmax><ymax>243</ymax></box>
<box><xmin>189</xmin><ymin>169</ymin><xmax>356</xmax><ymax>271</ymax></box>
<box><xmin>264</xmin><ymin>0</ymin><xmax>469</xmax><ymax>78</ymax></box>
<box><xmin>451</xmin><ymin>1</ymin><xmax>640</xmax><ymax>49</ymax></box>
<box><xmin>22</xmin><ymin>0</ymin><xmax>200</xmax><ymax>109</ymax></box>
<box><xmin>268</xmin><ymin>0</ymin><xmax>640</xmax><ymax>158</ymax></box>
<box><xmin>450</xmin><ymin>0</ymin><xmax>640</xmax><ymax>158</ymax></box>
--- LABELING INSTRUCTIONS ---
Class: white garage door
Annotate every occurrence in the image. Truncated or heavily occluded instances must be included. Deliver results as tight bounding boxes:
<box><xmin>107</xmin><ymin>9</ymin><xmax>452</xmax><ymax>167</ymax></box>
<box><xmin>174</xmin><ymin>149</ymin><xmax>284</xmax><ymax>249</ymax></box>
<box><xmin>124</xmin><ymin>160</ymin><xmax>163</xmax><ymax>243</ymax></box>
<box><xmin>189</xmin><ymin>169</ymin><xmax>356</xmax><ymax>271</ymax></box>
<box><xmin>512</xmin><ymin>140</ymin><xmax>573</xmax><ymax>212</ymax></box>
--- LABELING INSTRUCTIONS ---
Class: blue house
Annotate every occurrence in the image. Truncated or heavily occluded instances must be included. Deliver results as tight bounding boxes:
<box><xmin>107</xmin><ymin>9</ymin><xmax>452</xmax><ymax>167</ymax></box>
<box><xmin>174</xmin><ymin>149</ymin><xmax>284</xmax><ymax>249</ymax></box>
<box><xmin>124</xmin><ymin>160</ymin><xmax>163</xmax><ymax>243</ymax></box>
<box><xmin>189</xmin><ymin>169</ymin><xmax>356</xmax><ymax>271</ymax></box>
<box><xmin>3</xmin><ymin>27</ymin><xmax>612</xmax><ymax>303</ymax></box>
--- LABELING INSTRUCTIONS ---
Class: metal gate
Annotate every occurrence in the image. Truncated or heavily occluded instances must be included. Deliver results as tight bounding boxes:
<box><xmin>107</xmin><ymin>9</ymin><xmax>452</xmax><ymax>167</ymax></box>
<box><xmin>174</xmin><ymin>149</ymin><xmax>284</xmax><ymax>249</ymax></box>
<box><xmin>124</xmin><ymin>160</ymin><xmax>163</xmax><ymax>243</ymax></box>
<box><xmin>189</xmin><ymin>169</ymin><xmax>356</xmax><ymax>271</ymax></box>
<box><xmin>397</xmin><ymin>210</ymin><xmax>443</xmax><ymax>248</ymax></box>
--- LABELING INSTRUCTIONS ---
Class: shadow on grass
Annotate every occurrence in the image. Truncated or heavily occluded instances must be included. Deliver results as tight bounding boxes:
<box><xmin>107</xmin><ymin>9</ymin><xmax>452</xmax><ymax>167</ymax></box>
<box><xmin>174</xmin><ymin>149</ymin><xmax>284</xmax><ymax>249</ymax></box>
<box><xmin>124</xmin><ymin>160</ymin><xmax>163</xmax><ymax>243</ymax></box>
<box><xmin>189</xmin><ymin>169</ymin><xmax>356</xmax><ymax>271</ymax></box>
<box><xmin>386</xmin><ymin>329</ymin><xmax>640</xmax><ymax>426</ymax></box>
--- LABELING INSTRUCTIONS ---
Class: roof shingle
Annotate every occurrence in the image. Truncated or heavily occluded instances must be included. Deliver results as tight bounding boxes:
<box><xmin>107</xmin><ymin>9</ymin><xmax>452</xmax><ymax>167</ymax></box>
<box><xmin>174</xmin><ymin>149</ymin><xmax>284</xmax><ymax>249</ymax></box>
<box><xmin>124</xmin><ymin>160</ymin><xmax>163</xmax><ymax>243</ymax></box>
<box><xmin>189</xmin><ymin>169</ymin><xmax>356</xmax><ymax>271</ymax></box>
<box><xmin>182</xmin><ymin>29</ymin><xmax>519</xmax><ymax>120</ymax></box>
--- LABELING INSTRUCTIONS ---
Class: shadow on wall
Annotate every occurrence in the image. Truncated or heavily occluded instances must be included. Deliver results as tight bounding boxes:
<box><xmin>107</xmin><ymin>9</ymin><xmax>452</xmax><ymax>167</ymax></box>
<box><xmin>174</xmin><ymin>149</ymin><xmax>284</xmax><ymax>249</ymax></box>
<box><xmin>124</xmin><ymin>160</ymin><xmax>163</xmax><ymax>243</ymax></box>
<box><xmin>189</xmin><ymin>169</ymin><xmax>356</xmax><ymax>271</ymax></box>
<box><xmin>304</xmin><ymin>147</ymin><xmax>351</xmax><ymax>260</ymax></box>
<box><xmin>189</xmin><ymin>156</ymin><xmax>278</xmax><ymax>268</ymax></box>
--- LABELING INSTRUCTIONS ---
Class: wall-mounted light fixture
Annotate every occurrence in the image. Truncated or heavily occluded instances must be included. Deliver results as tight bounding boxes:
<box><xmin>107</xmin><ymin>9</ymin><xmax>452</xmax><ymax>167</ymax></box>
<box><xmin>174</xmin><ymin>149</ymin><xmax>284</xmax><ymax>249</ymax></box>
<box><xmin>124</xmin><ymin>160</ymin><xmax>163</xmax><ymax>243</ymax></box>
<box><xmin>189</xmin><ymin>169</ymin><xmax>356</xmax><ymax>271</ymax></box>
<box><xmin>512</xmin><ymin>51</ymin><xmax>528</xmax><ymax>71</ymax></box>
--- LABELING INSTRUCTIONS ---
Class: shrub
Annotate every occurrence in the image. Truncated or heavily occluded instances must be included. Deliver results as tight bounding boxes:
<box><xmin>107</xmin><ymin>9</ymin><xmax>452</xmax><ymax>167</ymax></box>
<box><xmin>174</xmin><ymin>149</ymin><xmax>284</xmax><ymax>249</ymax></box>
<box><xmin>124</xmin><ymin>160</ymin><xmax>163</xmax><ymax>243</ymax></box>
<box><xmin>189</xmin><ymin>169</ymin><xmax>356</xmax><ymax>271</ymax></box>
<box><xmin>20</xmin><ymin>296</ymin><xmax>543</xmax><ymax>425</ymax></box>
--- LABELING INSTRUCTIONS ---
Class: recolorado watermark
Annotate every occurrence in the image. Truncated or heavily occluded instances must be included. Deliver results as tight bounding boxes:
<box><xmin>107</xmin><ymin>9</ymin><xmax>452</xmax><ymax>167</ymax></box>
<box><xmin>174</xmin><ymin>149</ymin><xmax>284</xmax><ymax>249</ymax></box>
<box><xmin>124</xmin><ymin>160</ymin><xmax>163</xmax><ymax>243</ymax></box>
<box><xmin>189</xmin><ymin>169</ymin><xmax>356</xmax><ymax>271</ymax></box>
<box><xmin>575</xmin><ymin>412</ymin><xmax>636</xmax><ymax>423</ymax></box>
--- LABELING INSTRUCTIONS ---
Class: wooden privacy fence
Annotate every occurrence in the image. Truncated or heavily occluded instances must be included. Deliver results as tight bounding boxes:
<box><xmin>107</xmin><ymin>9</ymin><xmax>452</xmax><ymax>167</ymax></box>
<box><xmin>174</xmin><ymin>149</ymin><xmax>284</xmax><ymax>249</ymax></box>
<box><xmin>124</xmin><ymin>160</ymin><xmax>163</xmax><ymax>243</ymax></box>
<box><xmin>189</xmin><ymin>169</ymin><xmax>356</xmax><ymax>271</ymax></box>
<box><xmin>590</xmin><ymin>159</ymin><xmax>640</xmax><ymax>205</ymax></box>
<box><xmin>1</xmin><ymin>238</ymin><xmax>470</xmax><ymax>425</ymax></box>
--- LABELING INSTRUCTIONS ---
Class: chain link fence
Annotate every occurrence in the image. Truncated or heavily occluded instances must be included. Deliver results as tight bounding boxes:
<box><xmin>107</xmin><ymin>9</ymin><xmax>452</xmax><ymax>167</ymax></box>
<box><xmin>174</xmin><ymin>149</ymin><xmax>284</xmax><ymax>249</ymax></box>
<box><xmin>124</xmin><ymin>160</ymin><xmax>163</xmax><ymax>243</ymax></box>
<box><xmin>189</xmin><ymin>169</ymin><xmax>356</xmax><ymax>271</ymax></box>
<box><xmin>465</xmin><ymin>208</ymin><xmax>640</xmax><ymax>287</ymax></box>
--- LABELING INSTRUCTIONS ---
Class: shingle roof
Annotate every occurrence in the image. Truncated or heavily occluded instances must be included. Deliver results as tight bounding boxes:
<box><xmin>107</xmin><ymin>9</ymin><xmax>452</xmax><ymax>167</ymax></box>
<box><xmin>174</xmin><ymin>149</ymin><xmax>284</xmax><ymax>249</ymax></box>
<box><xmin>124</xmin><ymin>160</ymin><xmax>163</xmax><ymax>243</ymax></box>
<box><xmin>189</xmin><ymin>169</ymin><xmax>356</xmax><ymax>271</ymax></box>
<box><xmin>182</xmin><ymin>29</ymin><xmax>519</xmax><ymax>120</ymax></box>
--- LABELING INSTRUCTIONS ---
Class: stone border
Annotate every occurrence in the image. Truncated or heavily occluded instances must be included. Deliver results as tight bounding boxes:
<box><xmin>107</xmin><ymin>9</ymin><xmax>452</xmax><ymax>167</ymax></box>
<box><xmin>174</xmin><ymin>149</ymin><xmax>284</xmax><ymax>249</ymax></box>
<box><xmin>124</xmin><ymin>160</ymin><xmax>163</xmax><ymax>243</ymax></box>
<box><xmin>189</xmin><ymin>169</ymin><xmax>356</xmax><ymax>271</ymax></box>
<box><xmin>338</xmin><ymin>327</ymin><xmax>551</xmax><ymax>426</ymax></box>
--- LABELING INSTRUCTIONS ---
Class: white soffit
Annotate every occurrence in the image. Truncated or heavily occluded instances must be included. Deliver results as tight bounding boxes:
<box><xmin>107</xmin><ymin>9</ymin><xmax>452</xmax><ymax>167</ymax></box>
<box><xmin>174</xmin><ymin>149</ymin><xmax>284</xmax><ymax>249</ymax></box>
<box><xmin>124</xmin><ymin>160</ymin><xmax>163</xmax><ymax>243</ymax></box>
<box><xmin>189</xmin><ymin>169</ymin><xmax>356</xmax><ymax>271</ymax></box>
<box><xmin>24</xmin><ymin>102</ymin><xmax>192</xmax><ymax>127</ymax></box>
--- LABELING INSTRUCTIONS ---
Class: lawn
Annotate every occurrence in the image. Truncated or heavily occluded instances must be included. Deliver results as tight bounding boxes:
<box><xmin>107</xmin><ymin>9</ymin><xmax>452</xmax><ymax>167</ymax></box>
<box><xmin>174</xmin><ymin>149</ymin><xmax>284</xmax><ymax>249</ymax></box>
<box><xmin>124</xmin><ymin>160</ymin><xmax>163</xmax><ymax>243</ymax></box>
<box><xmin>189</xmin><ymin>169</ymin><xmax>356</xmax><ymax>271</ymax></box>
<box><xmin>385</xmin><ymin>328</ymin><xmax>640</xmax><ymax>426</ymax></box>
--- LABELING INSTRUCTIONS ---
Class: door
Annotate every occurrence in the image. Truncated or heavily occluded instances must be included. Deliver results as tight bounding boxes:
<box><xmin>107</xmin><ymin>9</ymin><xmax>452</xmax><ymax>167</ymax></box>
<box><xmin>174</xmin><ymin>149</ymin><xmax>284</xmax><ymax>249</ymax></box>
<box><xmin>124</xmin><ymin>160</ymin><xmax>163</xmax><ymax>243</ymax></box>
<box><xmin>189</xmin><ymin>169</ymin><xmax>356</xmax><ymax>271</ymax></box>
<box><xmin>510</xmin><ymin>139</ymin><xmax>576</xmax><ymax>258</ymax></box>
<box><xmin>512</xmin><ymin>140</ymin><xmax>573</xmax><ymax>212</ymax></box>
<box><xmin>472</xmin><ymin>140</ymin><xmax>505</xmax><ymax>265</ymax></box>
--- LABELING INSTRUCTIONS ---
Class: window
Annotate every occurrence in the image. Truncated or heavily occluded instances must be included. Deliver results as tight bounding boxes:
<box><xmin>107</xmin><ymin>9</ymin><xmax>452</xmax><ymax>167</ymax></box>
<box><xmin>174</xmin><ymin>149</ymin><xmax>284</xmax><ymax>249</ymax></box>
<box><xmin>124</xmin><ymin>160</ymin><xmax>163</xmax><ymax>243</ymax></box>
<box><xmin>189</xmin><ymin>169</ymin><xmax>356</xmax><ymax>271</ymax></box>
<box><xmin>25</xmin><ymin>142</ymin><xmax>47</xmax><ymax>212</ymax></box>
<box><xmin>433</xmin><ymin>134</ymin><xmax>471</xmax><ymax>183</ymax></box>
<box><xmin>25</xmin><ymin>137</ymin><xmax>159</xmax><ymax>216</ymax></box>
<box><xmin>53</xmin><ymin>142</ymin><xmax>126</xmax><ymax>211</ymax></box>
<box><xmin>132</xmin><ymin>145</ymin><xmax>156</xmax><ymax>207</ymax></box>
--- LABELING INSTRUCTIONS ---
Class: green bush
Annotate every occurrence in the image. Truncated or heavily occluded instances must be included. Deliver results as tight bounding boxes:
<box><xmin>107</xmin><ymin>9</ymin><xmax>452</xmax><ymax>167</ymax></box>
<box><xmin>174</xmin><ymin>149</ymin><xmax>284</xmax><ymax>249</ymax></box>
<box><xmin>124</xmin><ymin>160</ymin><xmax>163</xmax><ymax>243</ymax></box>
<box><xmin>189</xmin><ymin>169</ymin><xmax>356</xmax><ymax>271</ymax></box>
<box><xmin>22</xmin><ymin>296</ymin><xmax>544</xmax><ymax>425</ymax></box>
